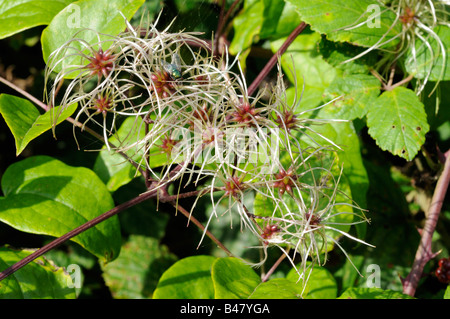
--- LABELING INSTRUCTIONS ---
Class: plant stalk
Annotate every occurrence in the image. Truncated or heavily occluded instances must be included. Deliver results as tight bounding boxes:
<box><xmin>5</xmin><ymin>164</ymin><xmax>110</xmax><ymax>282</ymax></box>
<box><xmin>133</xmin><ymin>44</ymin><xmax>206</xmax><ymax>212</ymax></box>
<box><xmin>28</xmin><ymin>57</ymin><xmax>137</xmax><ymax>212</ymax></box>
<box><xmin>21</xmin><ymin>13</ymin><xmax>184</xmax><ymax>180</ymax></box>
<box><xmin>247</xmin><ymin>22</ymin><xmax>307</xmax><ymax>97</ymax></box>
<box><xmin>402</xmin><ymin>149</ymin><xmax>450</xmax><ymax>296</ymax></box>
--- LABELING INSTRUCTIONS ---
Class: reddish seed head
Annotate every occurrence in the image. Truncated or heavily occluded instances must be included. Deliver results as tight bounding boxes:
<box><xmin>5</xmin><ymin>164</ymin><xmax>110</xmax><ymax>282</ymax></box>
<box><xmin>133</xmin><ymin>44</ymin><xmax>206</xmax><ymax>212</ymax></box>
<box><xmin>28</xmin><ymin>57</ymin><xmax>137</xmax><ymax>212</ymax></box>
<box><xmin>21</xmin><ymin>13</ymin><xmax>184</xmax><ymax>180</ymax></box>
<box><xmin>273</xmin><ymin>167</ymin><xmax>297</xmax><ymax>196</ymax></box>
<box><xmin>93</xmin><ymin>95</ymin><xmax>113</xmax><ymax>115</ymax></box>
<box><xmin>224</xmin><ymin>176</ymin><xmax>244</xmax><ymax>198</ymax></box>
<box><xmin>150</xmin><ymin>71</ymin><xmax>176</xmax><ymax>98</ymax></box>
<box><xmin>275</xmin><ymin>110</ymin><xmax>297</xmax><ymax>132</ymax></box>
<box><xmin>159</xmin><ymin>135</ymin><xmax>178</xmax><ymax>155</ymax></box>
<box><xmin>261</xmin><ymin>224</ymin><xmax>280</xmax><ymax>242</ymax></box>
<box><xmin>86</xmin><ymin>48</ymin><xmax>116</xmax><ymax>79</ymax></box>
<box><xmin>399</xmin><ymin>7</ymin><xmax>416</xmax><ymax>26</ymax></box>
<box><xmin>231</xmin><ymin>102</ymin><xmax>259</xmax><ymax>127</ymax></box>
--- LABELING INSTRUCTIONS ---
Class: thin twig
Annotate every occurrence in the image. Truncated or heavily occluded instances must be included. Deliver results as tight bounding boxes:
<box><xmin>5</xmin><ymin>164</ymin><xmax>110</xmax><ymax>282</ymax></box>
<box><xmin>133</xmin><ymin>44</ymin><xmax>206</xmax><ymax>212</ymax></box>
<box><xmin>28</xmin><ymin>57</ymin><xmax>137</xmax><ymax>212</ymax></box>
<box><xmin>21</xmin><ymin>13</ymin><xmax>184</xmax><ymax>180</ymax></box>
<box><xmin>369</xmin><ymin>69</ymin><xmax>414</xmax><ymax>91</ymax></box>
<box><xmin>389</xmin><ymin>74</ymin><xmax>414</xmax><ymax>90</ymax></box>
<box><xmin>261</xmin><ymin>252</ymin><xmax>288</xmax><ymax>282</ymax></box>
<box><xmin>170</xmin><ymin>202</ymin><xmax>233</xmax><ymax>256</ymax></box>
<box><xmin>402</xmin><ymin>149</ymin><xmax>450</xmax><ymax>296</ymax></box>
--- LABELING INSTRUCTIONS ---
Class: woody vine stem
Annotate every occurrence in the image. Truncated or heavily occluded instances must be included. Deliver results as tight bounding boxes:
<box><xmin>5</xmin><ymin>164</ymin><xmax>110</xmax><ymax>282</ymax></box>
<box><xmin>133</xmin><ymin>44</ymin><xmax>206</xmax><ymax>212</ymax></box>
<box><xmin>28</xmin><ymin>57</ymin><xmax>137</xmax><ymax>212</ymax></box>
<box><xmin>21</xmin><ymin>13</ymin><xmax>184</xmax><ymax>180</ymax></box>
<box><xmin>402</xmin><ymin>149</ymin><xmax>450</xmax><ymax>296</ymax></box>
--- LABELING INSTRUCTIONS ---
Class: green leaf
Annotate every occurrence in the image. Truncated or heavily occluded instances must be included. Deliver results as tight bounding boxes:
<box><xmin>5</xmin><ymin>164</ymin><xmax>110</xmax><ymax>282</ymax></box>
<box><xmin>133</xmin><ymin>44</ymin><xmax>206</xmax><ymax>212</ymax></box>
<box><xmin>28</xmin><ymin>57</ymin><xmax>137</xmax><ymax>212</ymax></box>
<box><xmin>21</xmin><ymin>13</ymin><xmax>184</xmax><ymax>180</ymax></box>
<box><xmin>271</xmin><ymin>32</ymin><xmax>337</xmax><ymax>110</ymax></box>
<box><xmin>259</xmin><ymin>0</ymin><xmax>285</xmax><ymax>39</ymax></box>
<box><xmin>319</xmin><ymin>37</ymin><xmax>377</xmax><ymax>75</ymax></box>
<box><xmin>366</xmin><ymin>86</ymin><xmax>430</xmax><ymax>161</ymax></box>
<box><xmin>0</xmin><ymin>0</ymin><xmax>75</xmax><ymax>39</ymax></box>
<box><xmin>405</xmin><ymin>25</ymin><xmax>450</xmax><ymax>81</ymax></box>
<box><xmin>286</xmin><ymin>0</ymin><xmax>401</xmax><ymax>48</ymax></box>
<box><xmin>41</xmin><ymin>0</ymin><xmax>145</xmax><ymax>76</ymax></box>
<box><xmin>254</xmin><ymin>119</ymin><xmax>369</xmax><ymax>254</ymax></box>
<box><xmin>0</xmin><ymin>246</ymin><xmax>76</xmax><ymax>299</ymax></box>
<box><xmin>153</xmin><ymin>255</ymin><xmax>216</xmax><ymax>299</ymax></box>
<box><xmin>0</xmin><ymin>155</ymin><xmax>121</xmax><ymax>262</ymax></box>
<box><xmin>229</xmin><ymin>0</ymin><xmax>263</xmax><ymax>56</ymax></box>
<box><xmin>249</xmin><ymin>278</ymin><xmax>301</xmax><ymax>299</ymax></box>
<box><xmin>173</xmin><ymin>0</ymin><xmax>205</xmax><ymax>13</ymax></box>
<box><xmin>93</xmin><ymin>117</ymin><xmax>145</xmax><ymax>192</ymax></box>
<box><xmin>444</xmin><ymin>286</ymin><xmax>450</xmax><ymax>299</ymax></box>
<box><xmin>101</xmin><ymin>235</ymin><xmax>177</xmax><ymax>299</ymax></box>
<box><xmin>212</xmin><ymin>257</ymin><xmax>261</xmax><ymax>299</ymax></box>
<box><xmin>286</xmin><ymin>264</ymin><xmax>338</xmax><ymax>299</ymax></box>
<box><xmin>323</xmin><ymin>74</ymin><xmax>381</xmax><ymax>120</ymax></box>
<box><xmin>93</xmin><ymin>116</ymin><xmax>170</xmax><ymax>192</ymax></box>
<box><xmin>0</xmin><ymin>94</ymin><xmax>77</xmax><ymax>156</ymax></box>
<box><xmin>270</xmin><ymin>0</ymin><xmax>302</xmax><ymax>38</ymax></box>
<box><xmin>338</xmin><ymin>287</ymin><xmax>414</xmax><ymax>299</ymax></box>
<box><xmin>422</xmin><ymin>81</ymin><xmax>450</xmax><ymax>130</ymax></box>
<box><xmin>44</xmin><ymin>241</ymin><xmax>97</xmax><ymax>270</ymax></box>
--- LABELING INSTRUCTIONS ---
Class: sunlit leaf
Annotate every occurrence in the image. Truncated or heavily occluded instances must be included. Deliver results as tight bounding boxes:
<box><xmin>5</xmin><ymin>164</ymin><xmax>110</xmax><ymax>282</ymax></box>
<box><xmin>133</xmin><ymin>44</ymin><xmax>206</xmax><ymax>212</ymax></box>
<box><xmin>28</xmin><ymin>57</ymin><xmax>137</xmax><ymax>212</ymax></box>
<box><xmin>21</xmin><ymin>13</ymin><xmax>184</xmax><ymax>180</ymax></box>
<box><xmin>367</xmin><ymin>86</ymin><xmax>429</xmax><ymax>161</ymax></box>
<box><xmin>0</xmin><ymin>156</ymin><xmax>121</xmax><ymax>262</ymax></box>
<box><xmin>0</xmin><ymin>94</ymin><xmax>76</xmax><ymax>155</ymax></box>
<box><xmin>286</xmin><ymin>0</ymin><xmax>401</xmax><ymax>48</ymax></box>
<box><xmin>286</xmin><ymin>263</ymin><xmax>337</xmax><ymax>299</ymax></box>
<box><xmin>153</xmin><ymin>255</ymin><xmax>216</xmax><ymax>299</ymax></box>
<box><xmin>0</xmin><ymin>0</ymin><xmax>75</xmax><ymax>39</ymax></box>
<box><xmin>212</xmin><ymin>257</ymin><xmax>261</xmax><ymax>299</ymax></box>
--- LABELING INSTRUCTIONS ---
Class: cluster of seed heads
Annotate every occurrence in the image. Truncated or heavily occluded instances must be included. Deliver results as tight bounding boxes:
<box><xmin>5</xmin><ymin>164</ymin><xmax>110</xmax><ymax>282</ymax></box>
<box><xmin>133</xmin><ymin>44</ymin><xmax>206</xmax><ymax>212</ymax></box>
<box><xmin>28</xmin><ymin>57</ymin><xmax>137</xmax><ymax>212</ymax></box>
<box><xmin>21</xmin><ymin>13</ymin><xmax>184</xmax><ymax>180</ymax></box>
<box><xmin>45</xmin><ymin>13</ymin><xmax>372</xmax><ymax>286</ymax></box>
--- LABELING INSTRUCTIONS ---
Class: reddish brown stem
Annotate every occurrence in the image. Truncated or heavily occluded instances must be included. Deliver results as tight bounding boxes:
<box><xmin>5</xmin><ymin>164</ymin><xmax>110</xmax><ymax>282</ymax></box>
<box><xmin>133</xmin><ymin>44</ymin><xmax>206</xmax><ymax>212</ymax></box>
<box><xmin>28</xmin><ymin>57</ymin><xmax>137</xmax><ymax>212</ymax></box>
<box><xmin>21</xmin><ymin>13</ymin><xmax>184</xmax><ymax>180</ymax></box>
<box><xmin>261</xmin><ymin>251</ymin><xmax>288</xmax><ymax>282</ymax></box>
<box><xmin>247</xmin><ymin>22</ymin><xmax>307</xmax><ymax>97</ymax></box>
<box><xmin>402</xmin><ymin>149</ymin><xmax>450</xmax><ymax>296</ymax></box>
